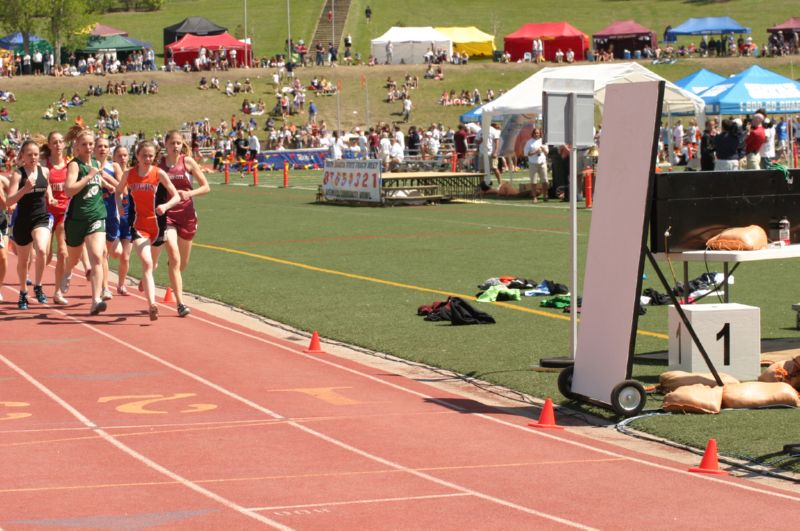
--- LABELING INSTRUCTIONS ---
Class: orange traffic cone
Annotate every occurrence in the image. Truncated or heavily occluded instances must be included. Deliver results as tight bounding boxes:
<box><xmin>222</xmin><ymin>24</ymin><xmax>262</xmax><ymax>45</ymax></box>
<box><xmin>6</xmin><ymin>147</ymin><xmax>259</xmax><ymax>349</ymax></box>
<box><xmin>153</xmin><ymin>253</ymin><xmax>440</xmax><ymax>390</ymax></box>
<box><xmin>689</xmin><ymin>439</ymin><xmax>728</xmax><ymax>475</ymax></box>
<box><xmin>163</xmin><ymin>287</ymin><xmax>174</xmax><ymax>303</ymax></box>
<box><xmin>304</xmin><ymin>330</ymin><xmax>325</xmax><ymax>354</ymax></box>
<box><xmin>528</xmin><ymin>398</ymin><xmax>564</xmax><ymax>430</ymax></box>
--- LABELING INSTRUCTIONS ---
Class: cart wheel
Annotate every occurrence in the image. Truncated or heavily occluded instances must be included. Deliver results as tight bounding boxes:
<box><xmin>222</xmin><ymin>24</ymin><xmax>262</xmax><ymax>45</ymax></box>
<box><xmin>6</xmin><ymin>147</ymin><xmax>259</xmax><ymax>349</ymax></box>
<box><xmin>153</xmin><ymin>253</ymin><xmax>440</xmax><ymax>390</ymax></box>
<box><xmin>610</xmin><ymin>380</ymin><xmax>646</xmax><ymax>417</ymax></box>
<box><xmin>557</xmin><ymin>366</ymin><xmax>578</xmax><ymax>400</ymax></box>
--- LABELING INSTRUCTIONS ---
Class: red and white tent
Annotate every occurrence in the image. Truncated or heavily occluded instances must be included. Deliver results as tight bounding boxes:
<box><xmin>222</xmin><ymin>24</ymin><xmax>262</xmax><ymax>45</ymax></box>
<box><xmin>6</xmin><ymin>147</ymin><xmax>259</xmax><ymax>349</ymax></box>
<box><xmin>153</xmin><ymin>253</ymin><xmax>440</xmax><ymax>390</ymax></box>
<box><xmin>164</xmin><ymin>32</ymin><xmax>251</xmax><ymax>68</ymax></box>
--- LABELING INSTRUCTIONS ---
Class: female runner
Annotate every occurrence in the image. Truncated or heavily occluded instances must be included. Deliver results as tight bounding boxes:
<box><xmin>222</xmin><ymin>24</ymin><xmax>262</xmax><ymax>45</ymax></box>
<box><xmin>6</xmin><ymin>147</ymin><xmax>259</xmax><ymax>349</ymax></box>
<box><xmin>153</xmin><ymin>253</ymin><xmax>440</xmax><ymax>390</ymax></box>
<box><xmin>0</xmin><ymin>173</ymin><xmax>10</xmax><ymax>301</ymax></box>
<box><xmin>112</xmin><ymin>145</ymin><xmax>133</xmax><ymax>294</ymax></box>
<box><xmin>4</xmin><ymin>140</ymin><xmax>54</xmax><ymax>309</ymax></box>
<box><xmin>42</xmin><ymin>131</ymin><xmax>70</xmax><ymax>304</ymax></box>
<box><xmin>63</xmin><ymin>127</ymin><xmax>112</xmax><ymax>315</ymax></box>
<box><xmin>116</xmin><ymin>141</ymin><xmax>180</xmax><ymax>320</ymax></box>
<box><xmin>154</xmin><ymin>130</ymin><xmax>210</xmax><ymax>317</ymax></box>
<box><xmin>95</xmin><ymin>136</ymin><xmax>122</xmax><ymax>301</ymax></box>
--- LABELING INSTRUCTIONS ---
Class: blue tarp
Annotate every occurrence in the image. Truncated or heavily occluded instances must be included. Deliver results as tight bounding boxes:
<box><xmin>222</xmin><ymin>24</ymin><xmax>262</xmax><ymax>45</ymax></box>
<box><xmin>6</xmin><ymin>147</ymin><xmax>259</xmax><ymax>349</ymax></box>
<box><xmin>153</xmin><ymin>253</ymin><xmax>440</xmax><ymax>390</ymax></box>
<box><xmin>666</xmin><ymin>17</ymin><xmax>750</xmax><ymax>42</ymax></box>
<box><xmin>674</xmin><ymin>68</ymin><xmax>726</xmax><ymax>95</ymax></box>
<box><xmin>700</xmin><ymin>65</ymin><xmax>800</xmax><ymax>115</ymax></box>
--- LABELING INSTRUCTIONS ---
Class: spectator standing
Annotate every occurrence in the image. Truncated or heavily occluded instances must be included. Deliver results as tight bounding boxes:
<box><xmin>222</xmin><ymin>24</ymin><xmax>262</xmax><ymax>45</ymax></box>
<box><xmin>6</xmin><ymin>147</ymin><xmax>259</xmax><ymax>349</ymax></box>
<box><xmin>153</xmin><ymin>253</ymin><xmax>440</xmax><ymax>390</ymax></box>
<box><xmin>454</xmin><ymin>124</ymin><xmax>468</xmax><ymax>163</ymax></box>
<box><xmin>402</xmin><ymin>96</ymin><xmax>412</xmax><ymax>123</ymax></box>
<box><xmin>776</xmin><ymin>116</ymin><xmax>788</xmax><ymax>159</ymax></box>
<box><xmin>365</xmin><ymin>5</ymin><xmax>372</xmax><ymax>23</ymax></box>
<box><xmin>700</xmin><ymin>119</ymin><xmax>717</xmax><ymax>171</ymax></box>
<box><xmin>385</xmin><ymin>41</ymin><xmax>393</xmax><ymax>64</ymax></box>
<box><xmin>744</xmin><ymin>113</ymin><xmax>766</xmax><ymax>169</ymax></box>
<box><xmin>524</xmin><ymin>128</ymin><xmax>549</xmax><ymax>203</ymax></box>
<box><xmin>248</xmin><ymin>130</ymin><xmax>261</xmax><ymax>160</ymax></box>
<box><xmin>713</xmin><ymin>119</ymin><xmax>741</xmax><ymax>171</ymax></box>
<box><xmin>759</xmin><ymin>118</ymin><xmax>776</xmax><ymax>168</ymax></box>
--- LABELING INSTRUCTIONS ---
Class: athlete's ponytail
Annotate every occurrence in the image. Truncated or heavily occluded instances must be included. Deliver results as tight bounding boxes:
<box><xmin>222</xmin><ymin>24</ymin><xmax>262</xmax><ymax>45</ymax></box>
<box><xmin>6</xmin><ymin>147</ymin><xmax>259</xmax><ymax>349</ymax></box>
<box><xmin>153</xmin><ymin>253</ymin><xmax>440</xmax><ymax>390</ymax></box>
<box><xmin>66</xmin><ymin>124</ymin><xmax>94</xmax><ymax>145</ymax></box>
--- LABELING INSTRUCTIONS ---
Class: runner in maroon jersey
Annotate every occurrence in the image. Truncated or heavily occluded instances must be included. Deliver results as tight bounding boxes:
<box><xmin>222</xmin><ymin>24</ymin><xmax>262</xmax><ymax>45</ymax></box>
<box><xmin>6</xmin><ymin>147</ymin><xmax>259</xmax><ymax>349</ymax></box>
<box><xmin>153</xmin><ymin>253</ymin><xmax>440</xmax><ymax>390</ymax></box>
<box><xmin>43</xmin><ymin>131</ymin><xmax>70</xmax><ymax>304</ymax></box>
<box><xmin>154</xmin><ymin>130</ymin><xmax>210</xmax><ymax>317</ymax></box>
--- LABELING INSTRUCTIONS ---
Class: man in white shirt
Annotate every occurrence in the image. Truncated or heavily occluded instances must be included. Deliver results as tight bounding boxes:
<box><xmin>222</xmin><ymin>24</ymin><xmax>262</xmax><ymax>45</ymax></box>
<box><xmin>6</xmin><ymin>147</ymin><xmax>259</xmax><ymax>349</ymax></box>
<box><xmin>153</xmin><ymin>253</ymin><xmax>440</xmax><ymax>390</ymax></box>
<box><xmin>248</xmin><ymin>130</ymin><xmax>261</xmax><ymax>159</ymax></box>
<box><xmin>379</xmin><ymin>132</ymin><xmax>392</xmax><ymax>168</ymax></box>
<box><xmin>389</xmin><ymin>137</ymin><xmax>404</xmax><ymax>170</ymax></box>
<box><xmin>523</xmin><ymin>128</ymin><xmax>549</xmax><ymax>203</ymax></box>
<box><xmin>487</xmin><ymin>122</ymin><xmax>503</xmax><ymax>185</ymax></box>
<box><xmin>402</xmin><ymin>97</ymin><xmax>412</xmax><ymax>123</ymax></box>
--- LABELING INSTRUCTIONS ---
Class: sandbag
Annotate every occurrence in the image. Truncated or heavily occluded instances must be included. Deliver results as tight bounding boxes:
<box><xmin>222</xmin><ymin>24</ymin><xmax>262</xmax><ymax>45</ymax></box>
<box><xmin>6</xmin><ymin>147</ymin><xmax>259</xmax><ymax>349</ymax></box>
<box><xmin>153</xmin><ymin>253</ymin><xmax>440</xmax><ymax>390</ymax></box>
<box><xmin>663</xmin><ymin>384</ymin><xmax>723</xmax><ymax>414</ymax></box>
<box><xmin>759</xmin><ymin>356</ymin><xmax>800</xmax><ymax>389</ymax></box>
<box><xmin>706</xmin><ymin>225</ymin><xmax>768</xmax><ymax>251</ymax></box>
<box><xmin>659</xmin><ymin>370</ymin><xmax>739</xmax><ymax>392</ymax></box>
<box><xmin>721</xmin><ymin>382</ymin><xmax>800</xmax><ymax>409</ymax></box>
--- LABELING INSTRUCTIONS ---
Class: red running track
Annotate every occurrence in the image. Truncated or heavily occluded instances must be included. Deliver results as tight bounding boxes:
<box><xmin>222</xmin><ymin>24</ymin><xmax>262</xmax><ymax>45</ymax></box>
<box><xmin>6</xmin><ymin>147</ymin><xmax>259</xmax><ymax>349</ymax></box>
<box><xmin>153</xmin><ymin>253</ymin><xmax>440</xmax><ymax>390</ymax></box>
<box><xmin>0</xmin><ymin>257</ymin><xmax>798</xmax><ymax>530</ymax></box>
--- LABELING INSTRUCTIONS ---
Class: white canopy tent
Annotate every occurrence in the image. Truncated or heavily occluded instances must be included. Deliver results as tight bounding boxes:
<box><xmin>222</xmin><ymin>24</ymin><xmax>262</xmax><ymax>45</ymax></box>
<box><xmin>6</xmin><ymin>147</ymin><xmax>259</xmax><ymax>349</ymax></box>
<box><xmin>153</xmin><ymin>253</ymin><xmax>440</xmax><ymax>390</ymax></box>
<box><xmin>478</xmin><ymin>62</ymin><xmax>704</xmax><ymax>172</ymax></box>
<box><xmin>370</xmin><ymin>27</ymin><xmax>453</xmax><ymax>64</ymax></box>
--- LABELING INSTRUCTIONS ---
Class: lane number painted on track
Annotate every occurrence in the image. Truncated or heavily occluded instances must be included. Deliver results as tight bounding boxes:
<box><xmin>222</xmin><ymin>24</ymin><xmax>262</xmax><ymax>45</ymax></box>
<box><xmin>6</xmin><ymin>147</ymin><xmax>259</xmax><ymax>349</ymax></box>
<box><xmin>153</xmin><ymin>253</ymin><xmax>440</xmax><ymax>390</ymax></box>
<box><xmin>0</xmin><ymin>401</ymin><xmax>32</xmax><ymax>421</ymax></box>
<box><xmin>97</xmin><ymin>393</ymin><xmax>217</xmax><ymax>415</ymax></box>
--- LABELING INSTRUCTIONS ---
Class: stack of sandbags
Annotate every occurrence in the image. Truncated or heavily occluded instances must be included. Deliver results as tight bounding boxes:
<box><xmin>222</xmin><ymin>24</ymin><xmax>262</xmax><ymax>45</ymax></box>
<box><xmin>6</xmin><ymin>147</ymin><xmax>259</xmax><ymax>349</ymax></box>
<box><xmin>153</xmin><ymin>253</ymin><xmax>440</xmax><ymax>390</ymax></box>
<box><xmin>660</xmin><ymin>370</ymin><xmax>800</xmax><ymax>414</ymax></box>
<box><xmin>660</xmin><ymin>371</ymin><xmax>737</xmax><ymax>414</ymax></box>
<box><xmin>758</xmin><ymin>355</ymin><xmax>800</xmax><ymax>390</ymax></box>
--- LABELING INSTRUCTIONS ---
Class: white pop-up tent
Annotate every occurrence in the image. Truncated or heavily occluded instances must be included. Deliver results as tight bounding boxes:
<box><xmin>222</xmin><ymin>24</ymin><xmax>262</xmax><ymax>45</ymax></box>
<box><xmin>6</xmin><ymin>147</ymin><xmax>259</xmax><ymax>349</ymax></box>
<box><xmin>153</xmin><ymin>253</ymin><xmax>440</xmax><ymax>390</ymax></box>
<box><xmin>370</xmin><ymin>26</ymin><xmax>453</xmax><ymax>64</ymax></box>
<box><xmin>478</xmin><ymin>63</ymin><xmax>704</xmax><ymax>169</ymax></box>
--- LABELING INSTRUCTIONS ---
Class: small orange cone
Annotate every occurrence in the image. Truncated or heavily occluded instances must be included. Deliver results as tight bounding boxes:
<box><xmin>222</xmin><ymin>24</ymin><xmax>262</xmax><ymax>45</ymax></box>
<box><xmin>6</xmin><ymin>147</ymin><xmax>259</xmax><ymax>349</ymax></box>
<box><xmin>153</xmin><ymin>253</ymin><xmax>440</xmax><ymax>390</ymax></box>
<box><xmin>528</xmin><ymin>398</ymin><xmax>564</xmax><ymax>430</ymax></box>
<box><xmin>304</xmin><ymin>330</ymin><xmax>325</xmax><ymax>354</ymax></box>
<box><xmin>689</xmin><ymin>439</ymin><xmax>728</xmax><ymax>475</ymax></box>
<box><xmin>163</xmin><ymin>287</ymin><xmax>174</xmax><ymax>303</ymax></box>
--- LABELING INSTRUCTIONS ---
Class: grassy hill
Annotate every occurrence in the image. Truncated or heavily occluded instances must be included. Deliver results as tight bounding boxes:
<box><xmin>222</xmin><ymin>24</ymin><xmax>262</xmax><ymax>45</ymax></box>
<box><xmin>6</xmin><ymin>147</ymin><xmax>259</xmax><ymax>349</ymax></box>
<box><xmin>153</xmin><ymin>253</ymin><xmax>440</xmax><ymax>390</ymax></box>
<box><xmin>94</xmin><ymin>0</ymin><xmax>800</xmax><ymax>60</ymax></box>
<box><xmin>2</xmin><ymin>55</ymin><xmax>799</xmax><ymax>140</ymax></box>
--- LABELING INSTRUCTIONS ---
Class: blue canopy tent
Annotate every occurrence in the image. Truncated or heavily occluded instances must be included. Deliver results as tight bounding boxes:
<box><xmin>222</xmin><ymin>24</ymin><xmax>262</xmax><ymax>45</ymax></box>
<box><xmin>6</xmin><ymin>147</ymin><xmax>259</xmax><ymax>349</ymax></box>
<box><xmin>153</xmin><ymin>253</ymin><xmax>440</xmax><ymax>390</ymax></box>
<box><xmin>0</xmin><ymin>32</ymin><xmax>52</xmax><ymax>54</ymax></box>
<box><xmin>700</xmin><ymin>65</ymin><xmax>800</xmax><ymax>115</ymax></box>
<box><xmin>665</xmin><ymin>17</ymin><xmax>750</xmax><ymax>42</ymax></box>
<box><xmin>674</xmin><ymin>68</ymin><xmax>726</xmax><ymax>95</ymax></box>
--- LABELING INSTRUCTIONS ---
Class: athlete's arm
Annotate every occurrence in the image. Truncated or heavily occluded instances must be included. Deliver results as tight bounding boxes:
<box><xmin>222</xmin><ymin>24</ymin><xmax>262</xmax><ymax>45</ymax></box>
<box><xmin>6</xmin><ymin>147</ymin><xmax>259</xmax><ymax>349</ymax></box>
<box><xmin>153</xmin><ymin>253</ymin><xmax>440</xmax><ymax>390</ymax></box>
<box><xmin>65</xmin><ymin>160</ymin><xmax>99</xmax><ymax>197</ymax></box>
<box><xmin>0</xmin><ymin>174</ymin><xmax>8</xmax><ymax>209</ymax></box>
<box><xmin>42</xmin><ymin>167</ymin><xmax>57</xmax><ymax>206</ymax></box>
<box><xmin>155</xmin><ymin>169</ymin><xmax>181</xmax><ymax>216</ymax></box>
<box><xmin>4</xmin><ymin>168</ymin><xmax>31</xmax><ymax>208</ymax></box>
<box><xmin>180</xmin><ymin>156</ymin><xmax>210</xmax><ymax>200</ymax></box>
<box><xmin>115</xmin><ymin>169</ymin><xmax>129</xmax><ymax>217</ymax></box>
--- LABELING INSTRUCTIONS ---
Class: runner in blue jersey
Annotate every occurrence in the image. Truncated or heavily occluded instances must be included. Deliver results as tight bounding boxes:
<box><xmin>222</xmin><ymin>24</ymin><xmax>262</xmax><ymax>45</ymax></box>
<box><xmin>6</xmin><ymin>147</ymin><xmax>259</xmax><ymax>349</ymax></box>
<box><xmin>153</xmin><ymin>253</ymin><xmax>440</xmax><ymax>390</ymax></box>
<box><xmin>94</xmin><ymin>136</ymin><xmax>122</xmax><ymax>302</ymax></box>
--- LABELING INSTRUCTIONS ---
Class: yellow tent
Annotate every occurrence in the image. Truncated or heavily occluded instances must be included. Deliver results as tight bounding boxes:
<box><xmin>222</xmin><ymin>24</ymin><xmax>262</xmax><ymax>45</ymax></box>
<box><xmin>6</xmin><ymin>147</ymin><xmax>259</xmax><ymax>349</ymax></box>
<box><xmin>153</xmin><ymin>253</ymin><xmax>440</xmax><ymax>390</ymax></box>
<box><xmin>435</xmin><ymin>26</ymin><xmax>495</xmax><ymax>57</ymax></box>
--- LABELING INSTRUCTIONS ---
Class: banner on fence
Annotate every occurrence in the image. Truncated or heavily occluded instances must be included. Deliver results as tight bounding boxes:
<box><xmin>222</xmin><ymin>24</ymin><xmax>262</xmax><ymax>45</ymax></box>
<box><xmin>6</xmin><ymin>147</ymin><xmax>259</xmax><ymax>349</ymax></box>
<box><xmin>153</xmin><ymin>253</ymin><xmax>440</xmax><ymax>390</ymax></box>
<box><xmin>245</xmin><ymin>148</ymin><xmax>361</xmax><ymax>170</ymax></box>
<box><xmin>322</xmin><ymin>159</ymin><xmax>382</xmax><ymax>203</ymax></box>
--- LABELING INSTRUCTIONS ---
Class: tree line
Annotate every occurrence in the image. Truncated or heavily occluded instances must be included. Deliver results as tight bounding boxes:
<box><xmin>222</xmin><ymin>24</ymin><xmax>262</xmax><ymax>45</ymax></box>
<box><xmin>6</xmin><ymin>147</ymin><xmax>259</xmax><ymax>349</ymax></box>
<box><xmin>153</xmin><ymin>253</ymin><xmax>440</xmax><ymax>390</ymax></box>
<box><xmin>0</xmin><ymin>0</ymin><xmax>164</xmax><ymax>65</ymax></box>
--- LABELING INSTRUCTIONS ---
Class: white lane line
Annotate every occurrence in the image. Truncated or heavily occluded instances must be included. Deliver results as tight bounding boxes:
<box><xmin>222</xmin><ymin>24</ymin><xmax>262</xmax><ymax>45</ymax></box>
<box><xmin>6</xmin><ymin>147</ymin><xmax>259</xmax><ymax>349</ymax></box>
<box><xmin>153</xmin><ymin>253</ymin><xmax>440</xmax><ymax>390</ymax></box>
<box><xmin>25</xmin><ymin>289</ymin><xmax>597</xmax><ymax>530</ymax></box>
<box><xmin>181</xmin><ymin>310</ymin><xmax>800</xmax><ymax>502</ymax></box>
<box><xmin>248</xmin><ymin>492</ymin><xmax>471</xmax><ymax>512</ymax></box>
<box><xmin>0</xmin><ymin>353</ymin><xmax>292</xmax><ymax>531</ymax></box>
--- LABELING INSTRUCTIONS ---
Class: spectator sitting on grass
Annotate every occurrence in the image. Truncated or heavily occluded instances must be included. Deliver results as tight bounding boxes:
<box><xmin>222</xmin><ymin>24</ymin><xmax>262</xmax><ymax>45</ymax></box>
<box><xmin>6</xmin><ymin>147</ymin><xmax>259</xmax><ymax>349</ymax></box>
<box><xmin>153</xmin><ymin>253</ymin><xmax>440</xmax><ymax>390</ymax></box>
<box><xmin>198</xmin><ymin>76</ymin><xmax>209</xmax><ymax>90</ymax></box>
<box><xmin>0</xmin><ymin>107</ymin><xmax>12</xmax><ymax>121</ymax></box>
<box><xmin>0</xmin><ymin>90</ymin><xmax>16</xmax><ymax>103</ymax></box>
<box><xmin>42</xmin><ymin>104</ymin><xmax>55</xmax><ymax>120</ymax></box>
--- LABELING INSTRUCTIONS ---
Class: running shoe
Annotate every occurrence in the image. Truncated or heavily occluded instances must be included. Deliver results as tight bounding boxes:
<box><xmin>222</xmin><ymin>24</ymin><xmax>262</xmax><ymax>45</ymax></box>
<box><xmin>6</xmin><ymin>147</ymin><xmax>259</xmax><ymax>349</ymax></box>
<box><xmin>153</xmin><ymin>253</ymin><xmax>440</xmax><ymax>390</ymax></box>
<box><xmin>34</xmin><ymin>285</ymin><xmax>47</xmax><ymax>304</ymax></box>
<box><xmin>117</xmin><ymin>285</ymin><xmax>129</xmax><ymax>296</ymax></box>
<box><xmin>177</xmin><ymin>304</ymin><xmax>191</xmax><ymax>317</ymax></box>
<box><xmin>101</xmin><ymin>288</ymin><xmax>114</xmax><ymax>301</ymax></box>
<box><xmin>18</xmin><ymin>291</ymin><xmax>28</xmax><ymax>310</ymax></box>
<box><xmin>53</xmin><ymin>293</ymin><xmax>68</xmax><ymax>305</ymax></box>
<box><xmin>89</xmin><ymin>300</ymin><xmax>107</xmax><ymax>316</ymax></box>
<box><xmin>61</xmin><ymin>273</ymin><xmax>72</xmax><ymax>294</ymax></box>
<box><xmin>149</xmin><ymin>304</ymin><xmax>159</xmax><ymax>321</ymax></box>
